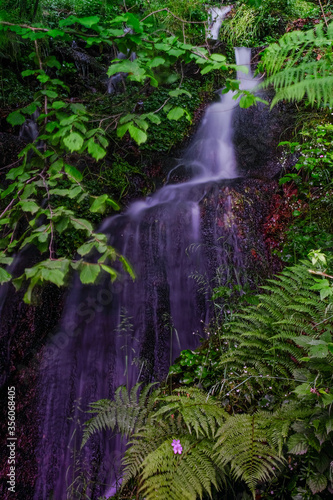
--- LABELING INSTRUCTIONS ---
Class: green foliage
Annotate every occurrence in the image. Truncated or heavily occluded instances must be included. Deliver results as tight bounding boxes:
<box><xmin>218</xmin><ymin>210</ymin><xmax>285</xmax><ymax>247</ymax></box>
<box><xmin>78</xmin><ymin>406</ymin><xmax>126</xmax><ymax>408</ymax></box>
<box><xmin>277</xmin><ymin>121</ymin><xmax>333</xmax><ymax>262</ymax></box>
<box><xmin>220</xmin><ymin>259</ymin><xmax>333</xmax><ymax>379</ymax></box>
<box><xmin>0</xmin><ymin>9</ymin><xmax>249</xmax><ymax>301</ymax></box>
<box><xmin>215</xmin><ymin>412</ymin><xmax>284</xmax><ymax>497</ymax></box>
<box><xmin>260</xmin><ymin>21</ymin><xmax>333</xmax><ymax>108</ymax></box>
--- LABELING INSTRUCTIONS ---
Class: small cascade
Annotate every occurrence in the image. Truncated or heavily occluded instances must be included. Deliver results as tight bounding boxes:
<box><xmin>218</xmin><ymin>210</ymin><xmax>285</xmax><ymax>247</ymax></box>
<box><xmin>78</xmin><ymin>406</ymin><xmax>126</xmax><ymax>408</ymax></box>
<box><xmin>207</xmin><ymin>5</ymin><xmax>233</xmax><ymax>40</ymax></box>
<box><xmin>107</xmin><ymin>49</ymin><xmax>136</xmax><ymax>94</ymax></box>
<box><xmin>19</xmin><ymin>110</ymin><xmax>39</xmax><ymax>143</ymax></box>
<box><xmin>34</xmin><ymin>48</ymin><xmax>258</xmax><ymax>499</ymax></box>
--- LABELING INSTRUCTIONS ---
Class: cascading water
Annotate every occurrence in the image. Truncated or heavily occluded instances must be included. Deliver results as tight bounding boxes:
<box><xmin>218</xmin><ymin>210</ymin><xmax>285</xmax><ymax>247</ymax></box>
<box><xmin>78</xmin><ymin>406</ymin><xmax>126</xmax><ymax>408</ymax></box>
<box><xmin>34</xmin><ymin>48</ymin><xmax>258</xmax><ymax>499</ymax></box>
<box><xmin>207</xmin><ymin>5</ymin><xmax>233</xmax><ymax>40</ymax></box>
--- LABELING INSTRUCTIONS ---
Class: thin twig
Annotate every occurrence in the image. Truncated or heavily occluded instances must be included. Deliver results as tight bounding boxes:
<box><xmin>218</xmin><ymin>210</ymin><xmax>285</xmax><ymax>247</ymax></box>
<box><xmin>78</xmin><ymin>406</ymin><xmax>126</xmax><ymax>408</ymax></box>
<box><xmin>309</xmin><ymin>269</ymin><xmax>333</xmax><ymax>279</ymax></box>
<box><xmin>318</xmin><ymin>0</ymin><xmax>329</xmax><ymax>28</ymax></box>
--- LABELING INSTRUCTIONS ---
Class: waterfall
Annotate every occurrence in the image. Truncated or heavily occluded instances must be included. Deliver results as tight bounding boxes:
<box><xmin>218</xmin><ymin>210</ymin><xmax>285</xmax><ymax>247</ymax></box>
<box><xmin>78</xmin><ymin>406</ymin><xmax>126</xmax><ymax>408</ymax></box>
<box><xmin>207</xmin><ymin>5</ymin><xmax>233</xmax><ymax>40</ymax></box>
<box><xmin>33</xmin><ymin>48</ymin><xmax>258</xmax><ymax>499</ymax></box>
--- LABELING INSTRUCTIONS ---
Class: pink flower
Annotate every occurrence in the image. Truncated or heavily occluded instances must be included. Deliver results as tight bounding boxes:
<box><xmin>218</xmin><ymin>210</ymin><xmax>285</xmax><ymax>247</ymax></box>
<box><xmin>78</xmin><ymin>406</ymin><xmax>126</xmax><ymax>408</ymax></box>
<box><xmin>320</xmin><ymin>155</ymin><xmax>324</xmax><ymax>157</ymax></box>
<box><xmin>172</xmin><ymin>439</ymin><xmax>183</xmax><ymax>454</ymax></box>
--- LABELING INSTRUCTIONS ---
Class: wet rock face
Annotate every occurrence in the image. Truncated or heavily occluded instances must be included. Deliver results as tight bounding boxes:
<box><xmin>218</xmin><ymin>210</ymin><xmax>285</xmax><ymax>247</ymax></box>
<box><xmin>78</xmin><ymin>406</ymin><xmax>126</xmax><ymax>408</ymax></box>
<box><xmin>233</xmin><ymin>93</ymin><xmax>296</xmax><ymax>179</ymax></box>
<box><xmin>0</xmin><ymin>133</ymin><xmax>26</xmax><ymax>170</ymax></box>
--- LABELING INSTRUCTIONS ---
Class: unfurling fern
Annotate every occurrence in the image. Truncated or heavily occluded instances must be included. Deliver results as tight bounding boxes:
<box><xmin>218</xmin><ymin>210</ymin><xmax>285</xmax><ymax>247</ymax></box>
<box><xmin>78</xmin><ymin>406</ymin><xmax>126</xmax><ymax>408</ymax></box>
<box><xmin>260</xmin><ymin>22</ymin><xmax>333</xmax><ymax>108</ymax></box>
<box><xmin>220</xmin><ymin>260</ymin><xmax>333</xmax><ymax>378</ymax></box>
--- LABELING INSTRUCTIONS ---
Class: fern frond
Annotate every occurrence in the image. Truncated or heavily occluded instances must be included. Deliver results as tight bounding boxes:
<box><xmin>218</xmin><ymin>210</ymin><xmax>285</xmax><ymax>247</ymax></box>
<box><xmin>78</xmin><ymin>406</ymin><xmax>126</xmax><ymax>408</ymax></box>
<box><xmin>260</xmin><ymin>22</ymin><xmax>333</xmax><ymax>108</ymax></box>
<box><xmin>215</xmin><ymin>412</ymin><xmax>284</xmax><ymax>498</ymax></box>
<box><xmin>81</xmin><ymin>383</ymin><xmax>158</xmax><ymax>447</ymax></box>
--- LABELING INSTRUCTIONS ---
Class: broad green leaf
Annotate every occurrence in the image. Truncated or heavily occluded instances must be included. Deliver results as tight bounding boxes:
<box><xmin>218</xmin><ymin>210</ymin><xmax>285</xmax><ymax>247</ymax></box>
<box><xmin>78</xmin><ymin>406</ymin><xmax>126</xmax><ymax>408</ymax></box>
<box><xmin>0</xmin><ymin>255</ymin><xmax>13</xmax><ymax>265</ymax></box>
<box><xmin>77</xmin><ymin>241</ymin><xmax>95</xmax><ymax>256</ymax></box>
<box><xmin>0</xmin><ymin>267</ymin><xmax>11</xmax><ymax>283</ymax></box>
<box><xmin>63</xmin><ymin>133</ymin><xmax>84</xmax><ymax>152</ymax></box>
<box><xmin>107</xmin><ymin>60</ymin><xmax>147</xmax><ymax>83</ymax></box>
<box><xmin>22</xmin><ymin>102</ymin><xmax>40</xmax><ymax>114</ymax></box>
<box><xmin>90</xmin><ymin>194</ymin><xmax>108</xmax><ymax>213</ymax></box>
<box><xmin>128</xmin><ymin>124</ymin><xmax>147</xmax><ymax>145</ymax></box>
<box><xmin>55</xmin><ymin>217</ymin><xmax>69</xmax><ymax>233</ymax></box>
<box><xmin>45</xmin><ymin>55</ymin><xmax>61</xmax><ymax>69</ymax></box>
<box><xmin>167</xmin><ymin>107</ymin><xmax>185</xmax><ymax>121</ymax></box>
<box><xmin>145</xmin><ymin>113</ymin><xmax>161</xmax><ymax>125</ymax></box>
<box><xmin>65</xmin><ymin>164</ymin><xmax>83</xmax><ymax>182</ymax></box>
<box><xmin>79</xmin><ymin>263</ymin><xmax>101</xmax><ymax>284</ymax></box>
<box><xmin>287</xmin><ymin>434</ymin><xmax>308</xmax><ymax>455</ymax></box>
<box><xmin>239</xmin><ymin>93</ymin><xmax>256</xmax><ymax>108</ymax></box>
<box><xmin>307</xmin><ymin>474</ymin><xmax>327</xmax><ymax>494</ymax></box>
<box><xmin>41</xmin><ymin>90</ymin><xmax>58</xmax><ymax>99</ymax></box>
<box><xmin>70</xmin><ymin>218</ymin><xmax>93</xmax><ymax>233</ymax></box>
<box><xmin>1</xmin><ymin>184</ymin><xmax>17</xmax><ymax>199</ymax></box>
<box><xmin>320</xmin><ymin>391</ymin><xmax>333</xmax><ymax>406</ymax></box>
<box><xmin>210</xmin><ymin>54</ymin><xmax>226</xmax><ymax>62</ymax></box>
<box><xmin>68</xmin><ymin>186</ymin><xmax>82</xmax><ymax>199</ymax></box>
<box><xmin>20</xmin><ymin>200</ymin><xmax>39</xmax><ymax>214</ymax></box>
<box><xmin>76</xmin><ymin>15</ymin><xmax>100</xmax><ymax>28</ymax></box>
<box><xmin>100</xmin><ymin>264</ymin><xmax>117</xmax><ymax>281</ymax></box>
<box><xmin>52</xmin><ymin>101</ymin><xmax>67</xmax><ymax>110</ymax></box>
<box><xmin>168</xmin><ymin>89</ymin><xmax>191</xmax><ymax>98</ymax></box>
<box><xmin>87</xmin><ymin>139</ymin><xmax>106</xmax><ymax>161</ymax></box>
<box><xmin>7</xmin><ymin>111</ymin><xmax>25</xmax><ymax>126</ymax></box>
<box><xmin>41</xmin><ymin>268</ymin><xmax>65</xmax><ymax>286</ymax></box>
<box><xmin>148</xmin><ymin>57</ymin><xmax>165</xmax><ymax>68</ymax></box>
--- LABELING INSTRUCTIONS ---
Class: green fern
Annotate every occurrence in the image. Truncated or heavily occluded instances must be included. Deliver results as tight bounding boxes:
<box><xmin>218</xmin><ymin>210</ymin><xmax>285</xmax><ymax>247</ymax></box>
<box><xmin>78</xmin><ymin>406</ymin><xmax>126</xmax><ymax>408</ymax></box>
<box><xmin>215</xmin><ymin>412</ymin><xmax>285</xmax><ymax>499</ymax></box>
<box><xmin>260</xmin><ymin>22</ymin><xmax>333</xmax><ymax>107</ymax></box>
<box><xmin>220</xmin><ymin>260</ymin><xmax>332</xmax><ymax>379</ymax></box>
<box><xmin>81</xmin><ymin>382</ymin><xmax>159</xmax><ymax>448</ymax></box>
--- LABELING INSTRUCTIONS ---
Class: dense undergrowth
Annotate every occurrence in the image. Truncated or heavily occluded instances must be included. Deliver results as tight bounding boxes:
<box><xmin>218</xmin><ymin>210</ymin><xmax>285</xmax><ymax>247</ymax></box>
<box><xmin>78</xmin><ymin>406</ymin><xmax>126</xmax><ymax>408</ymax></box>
<box><xmin>1</xmin><ymin>0</ymin><xmax>333</xmax><ymax>499</ymax></box>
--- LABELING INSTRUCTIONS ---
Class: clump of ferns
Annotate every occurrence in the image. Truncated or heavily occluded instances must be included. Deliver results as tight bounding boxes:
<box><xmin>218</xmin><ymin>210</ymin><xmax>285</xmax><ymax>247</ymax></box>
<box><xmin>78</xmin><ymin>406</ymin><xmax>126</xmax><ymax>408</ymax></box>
<box><xmin>259</xmin><ymin>21</ymin><xmax>333</xmax><ymax>109</ymax></box>
<box><xmin>82</xmin><ymin>385</ymin><xmax>287</xmax><ymax>499</ymax></box>
<box><xmin>208</xmin><ymin>259</ymin><xmax>333</xmax><ymax>410</ymax></box>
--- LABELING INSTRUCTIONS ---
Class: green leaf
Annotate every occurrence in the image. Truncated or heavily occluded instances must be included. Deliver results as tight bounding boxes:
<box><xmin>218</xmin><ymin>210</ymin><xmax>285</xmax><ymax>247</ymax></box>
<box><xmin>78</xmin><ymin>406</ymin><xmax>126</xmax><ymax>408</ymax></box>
<box><xmin>119</xmin><ymin>256</ymin><xmax>135</xmax><ymax>279</ymax></box>
<box><xmin>41</xmin><ymin>268</ymin><xmax>65</xmax><ymax>286</ymax></box>
<box><xmin>7</xmin><ymin>111</ymin><xmax>26</xmax><ymax>126</ymax></box>
<box><xmin>210</xmin><ymin>54</ymin><xmax>227</xmax><ymax>62</ymax></box>
<box><xmin>128</xmin><ymin>124</ymin><xmax>147</xmax><ymax>145</ymax></box>
<box><xmin>148</xmin><ymin>57</ymin><xmax>166</xmax><ymax>68</ymax></box>
<box><xmin>79</xmin><ymin>263</ymin><xmax>101</xmax><ymax>284</ymax></box>
<box><xmin>287</xmin><ymin>434</ymin><xmax>308</xmax><ymax>455</ymax></box>
<box><xmin>41</xmin><ymin>90</ymin><xmax>58</xmax><ymax>99</ymax></box>
<box><xmin>0</xmin><ymin>267</ymin><xmax>12</xmax><ymax>284</ymax></box>
<box><xmin>307</xmin><ymin>474</ymin><xmax>327</xmax><ymax>494</ymax></box>
<box><xmin>45</xmin><ymin>55</ymin><xmax>61</xmax><ymax>69</ymax></box>
<box><xmin>63</xmin><ymin>133</ymin><xmax>84</xmax><ymax>152</ymax></box>
<box><xmin>167</xmin><ymin>107</ymin><xmax>185</xmax><ymax>121</ymax></box>
<box><xmin>20</xmin><ymin>200</ymin><xmax>39</xmax><ymax>214</ymax></box>
<box><xmin>168</xmin><ymin>89</ymin><xmax>191</xmax><ymax>98</ymax></box>
<box><xmin>87</xmin><ymin>139</ymin><xmax>106</xmax><ymax>161</ymax></box>
<box><xmin>320</xmin><ymin>391</ymin><xmax>333</xmax><ymax>406</ymax></box>
<box><xmin>145</xmin><ymin>113</ymin><xmax>161</xmax><ymax>125</ymax></box>
<box><xmin>70</xmin><ymin>218</ymin><xmax>93</xmax><ymax>234</ymax></box>
<box><xmin>52</xmin><ymin>101</ymin><xmax>67</xmax><ymax>110</ymax></box>
<box><xmin>100</xmin><ymin>264</ymin><xmax>117</xmax><ymax>281</ymax></box>
<box><xmin>239</xmin><ymin>93</ymin><xmax>256</xmax><ymax>109</ymax></box>
<box><xmin>55</xmin><ymin>217</ymin><xmax>69</xmax><ymax>233</ymax></box>
<box><xmin>90</xmin><ymin>194</ymin><xmax>108</xmax><ymax>213</ymax></box>
<box><xmin>64</xmin><ymin>164</ymin><xmax>83</xmax><ymax>182</ymax></box>
<box><xmin>77</xmin><ymin>241</ymin><xmax>95</xmax><ymax>256</ymax></box>
<box><xmin>77</xmin><ymin>15</ymin><xmax>100</xmax><ymax>28</ymax></box>
<box><xmin>1</xmin><ymin>183</ymin><xmax>17</xmax><ymax>199</ymax></box>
